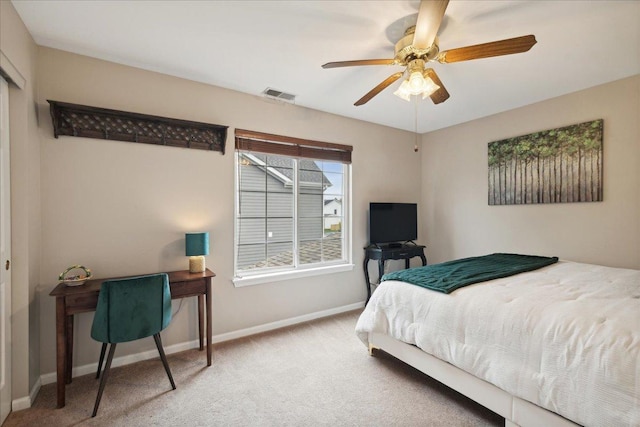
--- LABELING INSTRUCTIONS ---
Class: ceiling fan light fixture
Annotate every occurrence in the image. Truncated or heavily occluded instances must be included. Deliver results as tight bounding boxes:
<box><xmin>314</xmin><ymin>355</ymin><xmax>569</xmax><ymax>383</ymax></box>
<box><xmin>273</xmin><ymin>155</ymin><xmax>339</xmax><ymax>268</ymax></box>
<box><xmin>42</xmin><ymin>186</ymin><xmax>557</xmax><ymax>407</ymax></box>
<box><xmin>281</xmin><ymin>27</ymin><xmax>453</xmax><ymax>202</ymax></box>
<box><xmin>393</xmin><ymin>73</ymin><xmax>440</xmax><ymax>102</ymax></box>
<box><xmin>420</xmin><ymin>73</ymin><xmax>440</xmax><ymax>97</ymax></box>
<box><xmin>408</xmin><ymin>71</ymin><xmax>426</xmax><ymax>94</ymax></box>
<box><xmin>393</xmin><ymin>80</ymin><xmax>412</xmax><ymax>101</ymax></box>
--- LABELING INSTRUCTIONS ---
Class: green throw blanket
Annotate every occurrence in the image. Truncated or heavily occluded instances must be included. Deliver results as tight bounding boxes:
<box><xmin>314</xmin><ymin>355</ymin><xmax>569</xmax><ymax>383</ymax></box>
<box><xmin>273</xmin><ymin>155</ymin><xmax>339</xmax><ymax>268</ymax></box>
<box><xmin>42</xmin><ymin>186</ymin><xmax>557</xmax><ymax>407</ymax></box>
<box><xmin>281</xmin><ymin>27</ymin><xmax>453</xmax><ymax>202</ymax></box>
<box><xmin>381</xmin><ymin>253</ymin><xmax>559</xmax><ymax>294</ymax></box>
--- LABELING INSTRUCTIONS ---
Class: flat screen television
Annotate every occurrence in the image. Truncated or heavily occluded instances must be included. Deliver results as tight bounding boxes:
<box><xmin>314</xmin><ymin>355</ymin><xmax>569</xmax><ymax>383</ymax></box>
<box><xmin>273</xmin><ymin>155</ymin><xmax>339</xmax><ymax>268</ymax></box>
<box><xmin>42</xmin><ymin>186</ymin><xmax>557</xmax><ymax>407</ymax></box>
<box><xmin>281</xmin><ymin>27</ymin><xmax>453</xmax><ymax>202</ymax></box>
<box><xmin>369</xmin><ymin>202</ymin><xmax>417</xmax><ymax>246</ymax></box>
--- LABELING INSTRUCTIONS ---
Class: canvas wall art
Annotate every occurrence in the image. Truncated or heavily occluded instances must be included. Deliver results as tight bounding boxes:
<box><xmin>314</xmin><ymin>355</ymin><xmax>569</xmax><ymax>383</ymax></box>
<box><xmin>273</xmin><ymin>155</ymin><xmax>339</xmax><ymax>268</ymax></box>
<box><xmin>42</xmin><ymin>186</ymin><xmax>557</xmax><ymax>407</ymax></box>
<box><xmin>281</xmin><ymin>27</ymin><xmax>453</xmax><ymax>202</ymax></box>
<box><xmin>488</xmin><ymin>119</ymin><xmax>603</xmax><ymax>205</ymax></box>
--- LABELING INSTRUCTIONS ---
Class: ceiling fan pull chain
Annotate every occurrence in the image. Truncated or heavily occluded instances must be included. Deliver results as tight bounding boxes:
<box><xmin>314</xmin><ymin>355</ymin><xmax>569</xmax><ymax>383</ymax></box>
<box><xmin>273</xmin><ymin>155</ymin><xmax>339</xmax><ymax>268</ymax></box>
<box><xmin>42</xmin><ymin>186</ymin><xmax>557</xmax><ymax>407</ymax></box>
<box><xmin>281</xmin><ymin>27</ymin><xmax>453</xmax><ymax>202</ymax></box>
<box><xmin>414</xmin><ymin>97</ymin><xmax>419</xmax><ymax>153</ymax></box>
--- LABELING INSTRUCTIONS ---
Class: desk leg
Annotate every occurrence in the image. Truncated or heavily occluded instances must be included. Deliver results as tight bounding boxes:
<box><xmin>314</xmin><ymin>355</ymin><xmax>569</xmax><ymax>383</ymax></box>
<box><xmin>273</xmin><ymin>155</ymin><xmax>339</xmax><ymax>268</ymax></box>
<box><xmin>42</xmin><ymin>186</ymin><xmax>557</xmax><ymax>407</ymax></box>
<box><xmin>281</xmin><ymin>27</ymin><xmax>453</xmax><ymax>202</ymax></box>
<box><xmin>55</xmin><ymin>297</ymin><xmax>66</xmax><ymax>408</ymax></box>
<box><xmin>205</xmin><ymin>278</ymin><xmax>212</xmax><ymax>366</ymax></box>
<box><xmin>65</xmin><ymin>315</ymin><xmax>73</xmax><ymax>384</ymax></box>
<box><xmin>420</xmin><ymin>254</ymin><xmax>427</xmax><ymax>266</ymax></box>
<box><xmin>378</xmin><ymin>260</ymin><xmax>385</xmax><ymax>284</ymax></box>
<box><xmin>197</xmin><ymin>295</ymin><xmax>204</xmax><ymax>351</ymax></box>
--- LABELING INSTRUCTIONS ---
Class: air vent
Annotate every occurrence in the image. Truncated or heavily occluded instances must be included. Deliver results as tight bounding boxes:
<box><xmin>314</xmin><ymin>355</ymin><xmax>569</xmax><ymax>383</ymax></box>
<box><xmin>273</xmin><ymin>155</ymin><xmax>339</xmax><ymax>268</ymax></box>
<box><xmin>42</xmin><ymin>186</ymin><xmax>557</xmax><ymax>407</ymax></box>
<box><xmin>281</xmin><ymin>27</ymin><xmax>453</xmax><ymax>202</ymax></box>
<box><xmin>262</xmin><ymin>88</ymin><xmax>296</xmax><ymax>104</ymax></box>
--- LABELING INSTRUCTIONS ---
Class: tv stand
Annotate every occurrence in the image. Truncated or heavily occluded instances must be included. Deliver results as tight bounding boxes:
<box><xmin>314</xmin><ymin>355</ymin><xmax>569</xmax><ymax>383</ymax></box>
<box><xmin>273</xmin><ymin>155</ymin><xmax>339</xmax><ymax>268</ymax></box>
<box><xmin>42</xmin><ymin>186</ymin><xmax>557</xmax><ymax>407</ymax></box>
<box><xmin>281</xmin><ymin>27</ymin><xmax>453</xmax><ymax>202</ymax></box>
<box><xmin>363</xmin><ymin>243</ymin><xmax>427</xmax><ymax>303</ymax></box>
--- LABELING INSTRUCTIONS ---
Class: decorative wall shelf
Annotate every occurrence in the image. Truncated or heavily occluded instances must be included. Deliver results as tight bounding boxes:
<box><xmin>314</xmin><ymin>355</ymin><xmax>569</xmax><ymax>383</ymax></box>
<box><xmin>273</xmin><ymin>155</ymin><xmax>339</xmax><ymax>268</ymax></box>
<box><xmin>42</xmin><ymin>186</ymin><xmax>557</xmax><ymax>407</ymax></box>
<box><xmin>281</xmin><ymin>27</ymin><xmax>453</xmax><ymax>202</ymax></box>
<box><xmin>48</xmin><ymin>100</ymin><xmax>227</xmax><ymax>154</ymax></box>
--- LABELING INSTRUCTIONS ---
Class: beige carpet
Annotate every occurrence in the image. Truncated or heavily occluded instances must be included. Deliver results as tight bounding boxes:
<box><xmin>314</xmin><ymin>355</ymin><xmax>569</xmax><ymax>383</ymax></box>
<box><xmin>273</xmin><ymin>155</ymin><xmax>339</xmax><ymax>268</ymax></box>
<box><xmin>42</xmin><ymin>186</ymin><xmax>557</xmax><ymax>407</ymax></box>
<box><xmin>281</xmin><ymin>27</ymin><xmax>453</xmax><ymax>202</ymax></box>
<box><xmin>4</xmin><ymin>310</ymin><xmax>503</xmax><ymax>426</ymax></box>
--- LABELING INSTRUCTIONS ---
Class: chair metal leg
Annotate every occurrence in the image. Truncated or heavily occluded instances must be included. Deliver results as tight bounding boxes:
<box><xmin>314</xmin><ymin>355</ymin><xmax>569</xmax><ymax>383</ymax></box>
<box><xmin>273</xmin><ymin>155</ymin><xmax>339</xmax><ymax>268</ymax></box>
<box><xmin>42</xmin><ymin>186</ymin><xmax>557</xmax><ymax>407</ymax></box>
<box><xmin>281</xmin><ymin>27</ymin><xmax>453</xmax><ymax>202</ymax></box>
<box><xmin>92</xmin><ymin>343</ymin><xmax>117</xmax><ymax>417</ymax></box>
<box><xmin>153</xmin><ymin>333</ymin><xmax>176</xmax><ymax>390</ymax></box>
<box><xmin>96</xmin><ymin>343</ymin><xmax>107</xmax><ymax>379</ymax></box>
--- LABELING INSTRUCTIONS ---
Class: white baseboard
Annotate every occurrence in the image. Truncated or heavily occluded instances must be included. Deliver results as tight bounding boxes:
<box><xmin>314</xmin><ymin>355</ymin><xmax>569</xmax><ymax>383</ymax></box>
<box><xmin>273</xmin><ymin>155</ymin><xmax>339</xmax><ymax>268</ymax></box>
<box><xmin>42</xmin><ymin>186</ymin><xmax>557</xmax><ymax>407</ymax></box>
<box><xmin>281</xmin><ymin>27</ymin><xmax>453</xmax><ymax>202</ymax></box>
<box><xmin>12</xmin><ymin>377</ymin><xmax>40</xmax><ymax>411</ymax></box>
<box><xmin>39</xmin><ymin>338</ymin><xmax>201</xmax><ymax>386</ymax></box>
<box><xmin>211</xmin><ymin>301</ymin><xmax>363</xmax><ymax>343</ymax></box>
<box><xmin>37</xmin><ymin>301</ymin><xmax>364</xmax><ymax>389</ymax></box>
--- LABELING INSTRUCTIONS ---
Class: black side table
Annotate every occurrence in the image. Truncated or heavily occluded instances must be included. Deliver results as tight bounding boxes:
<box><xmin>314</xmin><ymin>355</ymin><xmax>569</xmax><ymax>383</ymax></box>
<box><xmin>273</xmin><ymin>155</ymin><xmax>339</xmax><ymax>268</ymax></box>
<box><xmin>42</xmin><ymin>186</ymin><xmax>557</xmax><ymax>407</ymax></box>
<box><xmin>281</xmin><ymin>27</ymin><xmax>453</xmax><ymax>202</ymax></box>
<box><xmin>363</xmin><ymin>244</ymin><xmax>427</xmax><ymax>303</ymax></box>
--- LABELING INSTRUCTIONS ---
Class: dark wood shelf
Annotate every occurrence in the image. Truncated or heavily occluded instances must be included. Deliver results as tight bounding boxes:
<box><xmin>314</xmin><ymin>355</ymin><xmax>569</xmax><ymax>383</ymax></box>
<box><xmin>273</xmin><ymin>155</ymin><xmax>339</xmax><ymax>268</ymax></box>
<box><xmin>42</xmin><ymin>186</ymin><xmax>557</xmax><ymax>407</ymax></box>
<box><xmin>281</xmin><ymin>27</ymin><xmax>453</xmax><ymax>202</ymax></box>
<box><xmin>48</xmin><ymin>100</ymin><xmax>228</xmax><ymax>153</ymax></box>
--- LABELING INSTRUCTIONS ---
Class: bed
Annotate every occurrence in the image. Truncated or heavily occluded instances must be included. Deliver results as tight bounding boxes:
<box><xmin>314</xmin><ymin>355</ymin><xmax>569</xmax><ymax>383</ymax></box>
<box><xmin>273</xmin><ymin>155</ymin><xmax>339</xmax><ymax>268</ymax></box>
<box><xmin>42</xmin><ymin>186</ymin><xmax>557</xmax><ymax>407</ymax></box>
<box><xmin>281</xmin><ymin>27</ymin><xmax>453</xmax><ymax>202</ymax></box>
<box><xmin>355</xmin><ymin>257</ymin><xmax>640</xmax><ymax>427</ymax></box>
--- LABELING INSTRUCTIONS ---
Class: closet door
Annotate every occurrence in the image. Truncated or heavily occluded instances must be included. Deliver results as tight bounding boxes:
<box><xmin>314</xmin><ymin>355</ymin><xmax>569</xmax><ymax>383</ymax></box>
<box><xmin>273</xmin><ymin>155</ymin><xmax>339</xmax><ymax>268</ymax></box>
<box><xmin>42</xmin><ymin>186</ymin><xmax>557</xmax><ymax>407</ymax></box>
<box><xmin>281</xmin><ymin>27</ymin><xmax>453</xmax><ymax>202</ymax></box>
<box><xmin>0</xmin><ymin>75</ymin><xmax>12</xmax><ymax>424</ymax></box>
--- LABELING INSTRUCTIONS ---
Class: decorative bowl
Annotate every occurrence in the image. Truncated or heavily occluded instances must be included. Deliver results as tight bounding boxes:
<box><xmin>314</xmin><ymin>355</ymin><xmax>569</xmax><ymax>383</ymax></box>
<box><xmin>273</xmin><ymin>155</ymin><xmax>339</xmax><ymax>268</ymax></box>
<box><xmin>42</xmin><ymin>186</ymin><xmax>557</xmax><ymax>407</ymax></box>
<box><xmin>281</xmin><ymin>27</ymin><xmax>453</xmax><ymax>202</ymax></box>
<box><xmin>59</xmin><ymin>265</ymin><xmax>92</xmax><ymax>286</ymax></box>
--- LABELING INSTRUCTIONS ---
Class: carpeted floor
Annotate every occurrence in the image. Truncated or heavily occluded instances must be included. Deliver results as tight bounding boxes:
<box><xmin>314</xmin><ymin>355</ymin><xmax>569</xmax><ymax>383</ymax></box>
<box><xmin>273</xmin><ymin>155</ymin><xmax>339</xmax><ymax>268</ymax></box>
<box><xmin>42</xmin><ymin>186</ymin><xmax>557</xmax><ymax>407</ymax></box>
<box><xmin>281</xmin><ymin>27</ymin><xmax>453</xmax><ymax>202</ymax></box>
<box><xmin>4</xmin><ymin>310</ymin><xmax>504</xmax><ymax>426</ymax></box>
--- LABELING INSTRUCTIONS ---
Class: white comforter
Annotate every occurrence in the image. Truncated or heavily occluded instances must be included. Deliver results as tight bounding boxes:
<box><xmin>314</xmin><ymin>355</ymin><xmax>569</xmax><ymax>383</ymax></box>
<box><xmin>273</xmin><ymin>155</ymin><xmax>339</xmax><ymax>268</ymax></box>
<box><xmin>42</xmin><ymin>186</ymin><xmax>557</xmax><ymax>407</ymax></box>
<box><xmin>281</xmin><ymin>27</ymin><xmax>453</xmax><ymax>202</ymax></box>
<box><xmin>355</xmin><ymin>260</ymin><xmax>640</xmax><ymax>427</ymax></box>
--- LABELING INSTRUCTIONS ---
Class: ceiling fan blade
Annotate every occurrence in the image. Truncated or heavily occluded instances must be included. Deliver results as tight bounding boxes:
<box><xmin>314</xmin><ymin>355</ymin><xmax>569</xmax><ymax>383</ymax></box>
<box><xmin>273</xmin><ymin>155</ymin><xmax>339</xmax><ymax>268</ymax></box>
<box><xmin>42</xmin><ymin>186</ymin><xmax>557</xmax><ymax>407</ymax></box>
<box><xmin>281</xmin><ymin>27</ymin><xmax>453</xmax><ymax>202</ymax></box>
<box><xmin>322</xmin><ymin>59</ymin><xmax>396</xmax><ymax>69</ymax></box>
<box><xmin>424</xmin><ymin>68</ymin><xmax>450</xmax><ymax>104</ymax></box>
<box><xmin>438</xmin><ymin>34</ymin><xmax>537</xmax><ymax>63</ymax></box>
<box><xmin>354</xmin><ymin>72</ymin><xmax>404</xmax><ymax>106</ymax></box>
<box><xmin>413</xmin><ymin>0</ymin><xmax>449</xmax><ymax>50</ymax></box>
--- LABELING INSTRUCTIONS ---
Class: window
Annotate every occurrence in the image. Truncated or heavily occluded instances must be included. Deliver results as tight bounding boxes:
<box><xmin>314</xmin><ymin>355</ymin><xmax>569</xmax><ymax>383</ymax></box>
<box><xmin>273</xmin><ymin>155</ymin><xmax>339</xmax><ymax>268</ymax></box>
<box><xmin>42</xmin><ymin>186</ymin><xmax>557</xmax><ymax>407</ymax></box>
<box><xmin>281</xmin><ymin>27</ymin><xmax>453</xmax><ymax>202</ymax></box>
<box><xmin>234</xmin><ymin>129</ymin><xmax>352</xmax><ymax>285</ymax></box>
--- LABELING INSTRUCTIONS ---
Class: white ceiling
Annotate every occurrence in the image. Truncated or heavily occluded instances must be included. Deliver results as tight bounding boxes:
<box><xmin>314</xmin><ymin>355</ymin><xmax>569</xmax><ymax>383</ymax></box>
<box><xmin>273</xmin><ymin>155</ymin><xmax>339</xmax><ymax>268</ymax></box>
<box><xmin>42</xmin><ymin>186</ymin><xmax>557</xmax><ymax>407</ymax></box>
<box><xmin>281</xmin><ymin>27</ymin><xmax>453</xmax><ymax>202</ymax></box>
<box><xmin>12</xmin><ymin>0</ymin><xmax>640</xmax><ymax>133</ymax></box>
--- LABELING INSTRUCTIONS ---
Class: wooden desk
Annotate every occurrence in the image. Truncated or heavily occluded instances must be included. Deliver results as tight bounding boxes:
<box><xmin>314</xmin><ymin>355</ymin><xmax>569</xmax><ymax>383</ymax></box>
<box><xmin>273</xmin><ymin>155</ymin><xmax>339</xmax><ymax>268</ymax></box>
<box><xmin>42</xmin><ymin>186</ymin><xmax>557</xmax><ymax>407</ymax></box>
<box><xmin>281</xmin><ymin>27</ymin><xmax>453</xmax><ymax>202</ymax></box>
<box><xmin>49</xmin><ymin>268</ymin><xmax>215</xmax><ymax>408</ymax></box>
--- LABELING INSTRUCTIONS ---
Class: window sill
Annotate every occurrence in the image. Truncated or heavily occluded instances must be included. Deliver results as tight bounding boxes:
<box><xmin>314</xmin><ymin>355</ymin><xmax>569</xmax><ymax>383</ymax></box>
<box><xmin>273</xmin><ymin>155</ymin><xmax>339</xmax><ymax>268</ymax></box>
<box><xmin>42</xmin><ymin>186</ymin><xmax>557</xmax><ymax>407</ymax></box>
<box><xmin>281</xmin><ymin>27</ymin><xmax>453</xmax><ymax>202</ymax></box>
<box><xmin>233</xmin><ymin>263</ymin><xmax>355</xmax><ymax>287</ymax></box>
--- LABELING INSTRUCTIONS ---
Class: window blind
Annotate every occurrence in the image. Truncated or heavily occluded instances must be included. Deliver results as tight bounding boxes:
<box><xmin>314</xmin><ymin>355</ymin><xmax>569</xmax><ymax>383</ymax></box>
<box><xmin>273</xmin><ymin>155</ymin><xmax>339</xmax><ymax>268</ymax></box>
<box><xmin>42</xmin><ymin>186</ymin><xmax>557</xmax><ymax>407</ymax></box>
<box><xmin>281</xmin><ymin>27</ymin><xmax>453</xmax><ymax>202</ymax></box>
<box><xmin>235</xmin><ymin>129</ymin><xmax>352</xmax><ymax>163</ymax></box>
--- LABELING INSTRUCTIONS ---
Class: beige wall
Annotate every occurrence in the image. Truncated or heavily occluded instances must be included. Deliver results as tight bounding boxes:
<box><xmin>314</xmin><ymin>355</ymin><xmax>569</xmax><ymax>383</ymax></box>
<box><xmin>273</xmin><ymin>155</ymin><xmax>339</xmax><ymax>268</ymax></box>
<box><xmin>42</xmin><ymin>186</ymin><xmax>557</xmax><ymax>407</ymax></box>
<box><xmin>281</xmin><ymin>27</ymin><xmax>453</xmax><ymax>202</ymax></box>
<box><xmin>421</xmin><ymin>75</ymin><xmax>640</xmax><ymax>269</ymax></box>
<box><xmin>0</xmin><ymin>0</ymin><xmax>41</xmax><ymax>404</ymax></box>
<box><xmin>36</xmin><ymin>47</ymin><xmax>422</xmax><ymax>375</ymax></box>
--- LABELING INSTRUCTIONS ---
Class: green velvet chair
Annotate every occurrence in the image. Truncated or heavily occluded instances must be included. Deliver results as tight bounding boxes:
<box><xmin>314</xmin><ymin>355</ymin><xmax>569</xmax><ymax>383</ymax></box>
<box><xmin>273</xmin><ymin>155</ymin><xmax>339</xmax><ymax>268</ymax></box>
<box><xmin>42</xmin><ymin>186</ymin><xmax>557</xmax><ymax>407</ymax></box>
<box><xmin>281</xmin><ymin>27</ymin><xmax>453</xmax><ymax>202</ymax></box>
<box><xmin>90</xmin><ymin>273</ymin><xmax>176</xmax><ymax>417</ymax></box>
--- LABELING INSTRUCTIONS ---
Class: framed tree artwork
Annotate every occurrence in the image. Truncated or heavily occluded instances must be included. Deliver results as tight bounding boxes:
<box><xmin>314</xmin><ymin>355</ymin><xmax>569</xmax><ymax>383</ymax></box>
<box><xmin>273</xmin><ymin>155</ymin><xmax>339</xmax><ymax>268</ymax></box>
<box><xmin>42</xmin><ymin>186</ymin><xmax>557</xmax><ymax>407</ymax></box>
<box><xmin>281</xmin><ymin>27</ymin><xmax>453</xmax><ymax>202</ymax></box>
<box><xmin>488</xmin><ymin>119</ymin><xmax>603</xmax><ymax>205</ymax></box>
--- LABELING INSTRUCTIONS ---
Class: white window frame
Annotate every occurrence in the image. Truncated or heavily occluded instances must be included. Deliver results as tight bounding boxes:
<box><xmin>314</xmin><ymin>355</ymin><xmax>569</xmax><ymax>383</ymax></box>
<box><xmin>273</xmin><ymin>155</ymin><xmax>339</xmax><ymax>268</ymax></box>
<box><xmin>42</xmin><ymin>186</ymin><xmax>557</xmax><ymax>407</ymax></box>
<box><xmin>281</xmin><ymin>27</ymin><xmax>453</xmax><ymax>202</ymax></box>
<box><xmin>233</xmin><ymin>152</ymin><xmax>353</xmax><ymax>287</ymax></box>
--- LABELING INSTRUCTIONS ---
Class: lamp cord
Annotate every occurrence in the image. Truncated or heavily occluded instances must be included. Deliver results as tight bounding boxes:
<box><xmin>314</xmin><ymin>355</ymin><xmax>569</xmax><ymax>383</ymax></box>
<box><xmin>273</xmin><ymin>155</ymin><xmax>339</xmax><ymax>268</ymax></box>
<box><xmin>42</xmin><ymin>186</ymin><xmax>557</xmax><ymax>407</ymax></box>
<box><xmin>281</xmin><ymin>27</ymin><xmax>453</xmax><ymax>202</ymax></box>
<box><xmin>172</xmin><ymin>298</ymin><xmax>184</xmax><ymax>318</ymax></box>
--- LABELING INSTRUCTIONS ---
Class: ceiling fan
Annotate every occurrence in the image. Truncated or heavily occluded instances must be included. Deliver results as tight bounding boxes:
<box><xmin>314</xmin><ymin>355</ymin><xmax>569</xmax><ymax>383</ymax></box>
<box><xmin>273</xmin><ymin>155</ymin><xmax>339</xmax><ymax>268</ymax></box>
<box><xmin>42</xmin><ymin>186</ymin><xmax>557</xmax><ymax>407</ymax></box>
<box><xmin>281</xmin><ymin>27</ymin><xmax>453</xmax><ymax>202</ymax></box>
<box><xmin>322</xmin><ymin>0</ymin><xmax>537</xmax><ymax>106</ymax></box>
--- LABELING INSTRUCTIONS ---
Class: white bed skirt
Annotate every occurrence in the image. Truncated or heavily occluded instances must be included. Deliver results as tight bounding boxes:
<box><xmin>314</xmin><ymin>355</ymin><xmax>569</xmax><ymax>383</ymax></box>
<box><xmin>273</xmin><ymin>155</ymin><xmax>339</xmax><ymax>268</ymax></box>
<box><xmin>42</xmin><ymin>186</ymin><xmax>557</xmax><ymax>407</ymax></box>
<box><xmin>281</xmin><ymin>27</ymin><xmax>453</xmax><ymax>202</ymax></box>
<box><xmin>369</xmin><ymin>332</ymin><xmax>578</xmax><ymax>427</ymax></box>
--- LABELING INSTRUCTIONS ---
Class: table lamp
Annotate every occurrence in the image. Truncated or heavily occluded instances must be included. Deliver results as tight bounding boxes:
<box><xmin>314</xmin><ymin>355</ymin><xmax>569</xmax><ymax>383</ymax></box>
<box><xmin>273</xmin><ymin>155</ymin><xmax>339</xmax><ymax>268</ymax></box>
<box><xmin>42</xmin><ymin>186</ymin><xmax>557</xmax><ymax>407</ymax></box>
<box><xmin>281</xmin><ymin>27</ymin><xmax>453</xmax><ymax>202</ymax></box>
<box><xmin>185</xmin><ymin>232</ymin><xmax>209</xmax><ymax>273</ymax></box>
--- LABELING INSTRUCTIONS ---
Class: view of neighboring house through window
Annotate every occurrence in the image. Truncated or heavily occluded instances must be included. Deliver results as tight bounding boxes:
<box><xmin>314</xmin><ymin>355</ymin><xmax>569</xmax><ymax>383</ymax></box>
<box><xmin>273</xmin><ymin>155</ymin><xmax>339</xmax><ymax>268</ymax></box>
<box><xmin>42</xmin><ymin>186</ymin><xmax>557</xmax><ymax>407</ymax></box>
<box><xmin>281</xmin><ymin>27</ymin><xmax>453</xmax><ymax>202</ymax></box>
<box><xmin>234</xmin><ymin>129</ymin><xmax>351</xmax><ymax>278</ymax></box>
<box><xmin>300</xmin><ymin>159</ymin><xmax>344</xmax><ymax>265</ymax></box>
